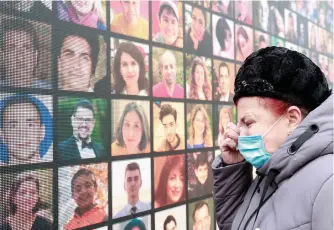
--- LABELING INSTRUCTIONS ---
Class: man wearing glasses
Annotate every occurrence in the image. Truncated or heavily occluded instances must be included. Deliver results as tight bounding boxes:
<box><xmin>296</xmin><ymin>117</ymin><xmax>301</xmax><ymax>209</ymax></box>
<box><xmin>58</xmin><ymin>100</ymin><xmax>105</xmax><ymax>161</ymax></box>
<box><xmin>65</xmin><ymin>168</ymin><xmax>107</xmax><ymax>229</ymax></box>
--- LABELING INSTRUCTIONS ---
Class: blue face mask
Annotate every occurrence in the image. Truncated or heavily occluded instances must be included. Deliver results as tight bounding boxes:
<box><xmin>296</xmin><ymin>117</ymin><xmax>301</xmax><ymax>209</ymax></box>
<box><xmin>237</xmin><ymin>115</ymin><xmax>285</xmax><ymax>168</ymax></box>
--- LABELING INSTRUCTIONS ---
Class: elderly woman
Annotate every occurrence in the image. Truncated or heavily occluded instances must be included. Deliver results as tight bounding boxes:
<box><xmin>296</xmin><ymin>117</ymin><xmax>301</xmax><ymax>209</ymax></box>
<box><xmin>213</xmin><ymin>47</ymin><xmax>332</xmax><ymax>230</ymax></box>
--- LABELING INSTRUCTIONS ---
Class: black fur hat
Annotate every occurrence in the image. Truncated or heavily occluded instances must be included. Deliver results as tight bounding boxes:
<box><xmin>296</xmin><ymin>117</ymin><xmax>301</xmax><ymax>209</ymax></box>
<box><xmin>233</xmin><ymin>47</ymin><xmax>332</xmax><ymax>111</ymax></box>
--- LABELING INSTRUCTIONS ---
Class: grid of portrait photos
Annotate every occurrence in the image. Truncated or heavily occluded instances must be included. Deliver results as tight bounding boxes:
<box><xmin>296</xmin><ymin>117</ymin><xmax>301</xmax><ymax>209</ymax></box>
<box><xmin>0</xmin><ymin>1</ymin><xmax>332</xmax><ymax>230</ymax></box>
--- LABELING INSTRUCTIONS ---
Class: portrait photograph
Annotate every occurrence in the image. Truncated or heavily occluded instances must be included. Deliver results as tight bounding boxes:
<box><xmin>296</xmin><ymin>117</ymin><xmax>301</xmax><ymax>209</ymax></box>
<box><xmin>0</xmin><ymin>94</ymin><xmax>53</xmax><ymax>166</ymax></box>
<box><xmin>234</xmin><ymin>0</ymin><xmax>252</xmax><ymax>25</ymax></box>
<box><xmin>325</xmin><ymin>3</ymin><xmax>333</xmax><ymax>32</ymax></box>
<box><xmin>185</xmin><ymin>55</ymin><xmax>212</xmax><ymax>101</ymax></box>
<box><xmin>186</xmin><ymin>103</ymin><xmax>213</xmax><ymax>149</ymax></box>
<box><xmin>112</xmin><ymin>216</ymin><xmax>151</xmax><ymax>230</ymax></box>
<box><xmin>56</xmin><ymin>0</ymin><xmax>107</xmax><ymax>30</ymax></box>
<box><xmin>152</xmin><ymin>0</ymin><xmax>183</xmax><ymax>48</ymax></box>
<box><xmin>56</xmin><ymin>27</ymin><xmax>107</xmax><ymax>93</ymax></box>
<box><xmin>308</xmin><ymin>22</ymin><xmax>317</xmax><ymax>50</ymax></box>
<box><xmin>0</xmin><ymin>14</ymin><xmax>52</xmax><ymax>89</ymax></box>
<box><xmin>319</xmin><ymin>54</ymin><xmax>329</xmax><ymax>77</ymax></box>
<box><xmin>0</xmin><ymin>0</ymin><xmax>52</xmax><ymax>22</ymax></box>
<box><xmin>269</xmin><ymin>2</ymin><xmax>285</xmax><ymax>38</ymax></box>
<box><xmin>317</xmin><ymin>27</ymin><xmax>328</xmax><ymax>53</ymax></box>
<box><xmin>211</xmin><ymin>0</ymin><xmax>233</xmax><ymax>17</ymax></box>
<box><xmin>212</xmin><ymin>14</ymin><xmax>234</xmax><ymax>60</ymax></box>
<box><xmin>212</xmin><ymin>59</ymin><xmax>235</xmax><ymax>102</ymax></box>
<box><xmin>184</xmin><ymin>4</ymin><xmax>212</xmax><ymax>56</ymax></box>
<box><xmin>235</xmin><ymin>24</ymin><xmax>254</xmax><ymax>62</ymax></box>
<box><xmin>284</xmin><ymin>9</ymin><xmax>298</xmax><ymax>43</ymax></box>
<box><xmin>296</xmin><ymin>0</ymin><xmax>307</xmax><ymax>18</ymax></box>
<box><xmin>188</xmin><ymin>151</ymin><xmax>213</xmax><ymax>199</ymax></box>
<box><xmin>112</xmin><ymin>157</ymin><xmax>151</xmax><ymax>219</ymax></box>
<box><xmin>152</xmin><ymin>47</ymin><xmax>184</xmax><ymax>99</ymax></box>
<box><xmin>297</xmin><ymin>15</ymin><xmax>308</xmax><ymax>47</ymax></box>
<box><xmin>154</xmin><ymin>154</ymin><xmax>186</xmax><ymax>209</ymax></box>
<box><xmin>57</xmin><ymin>97</ymin><xmax>107</xmax><ymax>162</ymax></box>
<box><xmin>111</xmin><ymin>99</ymin><xmax>150</xmax><ymax>157</ymax></box>
<box><xmin>253</xmin><ymin>0</ymin><xmax>269</xmax><ymax>32</ymax></box>
<box><xmin>110</xmin><ymin>0</ymin><xmax>149</xmax><ymax>40</ymax></box>
<box><xmin>214</xmin><ymin>104</ymin><xmax>237</xmax><ymax>147</ymax></box>
<box><xmin>254</xmin><ymin>30</ymin><xmax>270</xmax><ymax>51</ymax></box>
<box><xmin>155</xmin><ymin>205</ymin><xmax>187</xmax><ymax>230</ymax></box>
<box><xmin>153</xmin><ymin>101</ymin><xmax>185</xmax><ymax>152</ymax></box>
<box><xmin>0</xmin><ymin>169</ymin><xmax>53</xmax><ymax>230</ymax></box>
<box><xmin>58</xmin><ymin>162</ymin><xmax>108</xmax><ymax>230</ymax></box>
<box><xmin>110</xmin><ymin>38</ymin><xmax>150</xmax><ymax>96</ymax></box>
<box><xmin>188</xmin><ymin>198</ymin><xmax>214</xmax><ymax>230</ymax></box>
<box><xmin>317</xmin><ymin>1</ymin><xmax>326</xmax><ymax>28</ymax></box>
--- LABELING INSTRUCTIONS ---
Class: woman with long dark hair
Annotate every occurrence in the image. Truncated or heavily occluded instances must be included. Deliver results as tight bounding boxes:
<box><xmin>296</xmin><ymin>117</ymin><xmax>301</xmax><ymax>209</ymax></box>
<box><xmin>113</xmin><ymin>42</ymin><xmax>149</xmax><ymax>96</ymax></box>
<box><xmin>155</xmin><ymin>155</ymin><xmax>185</xmax><ymax>208</ymax></box>
<box><xmin>0</xmin><ymin>172</ymin><xmax>52</xmax><ymax>229</ymax></box>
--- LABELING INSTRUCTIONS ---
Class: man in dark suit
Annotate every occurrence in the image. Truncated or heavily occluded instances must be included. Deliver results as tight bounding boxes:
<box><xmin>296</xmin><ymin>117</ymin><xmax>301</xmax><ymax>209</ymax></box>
<box><xmin>58</xmin><ymin>100</ymin><xmax>104</xmax><ymax>161</ymax></box>
<box><xmin>214</xmin><ymin>62</ymin><xmax>234</xmax><ymax>102</ymax></box>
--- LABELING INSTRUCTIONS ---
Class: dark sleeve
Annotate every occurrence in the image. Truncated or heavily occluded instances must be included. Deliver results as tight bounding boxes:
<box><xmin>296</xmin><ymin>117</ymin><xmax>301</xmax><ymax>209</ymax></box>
<box><xmin>212</xmin><ymin>156</ymin><xmax>253</xmax><ymax>230</ymax></box>
<box><xmin>94</xmin><ymin>143</ymin><xmax>106</xmax><ymax>158</ymax></box>
<box><xmin>32</xmin><ymin>216</ymin><xmax>52</xmax><ymax>230</ymax></box>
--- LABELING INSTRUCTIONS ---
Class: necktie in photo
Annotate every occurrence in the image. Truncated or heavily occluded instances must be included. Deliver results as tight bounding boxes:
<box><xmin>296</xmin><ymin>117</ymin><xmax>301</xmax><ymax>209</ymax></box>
<box><xmin>130</xmin><ymin>206</ymin><xmax>137</xmax><ymax>215</ymax></box>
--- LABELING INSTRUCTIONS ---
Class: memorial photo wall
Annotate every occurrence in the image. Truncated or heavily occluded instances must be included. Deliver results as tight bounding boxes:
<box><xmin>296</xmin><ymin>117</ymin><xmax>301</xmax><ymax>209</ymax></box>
<box><xmin>0</xmin><ymin>1</ymin><xmax>332</xmax><ymax>230</ymax></box>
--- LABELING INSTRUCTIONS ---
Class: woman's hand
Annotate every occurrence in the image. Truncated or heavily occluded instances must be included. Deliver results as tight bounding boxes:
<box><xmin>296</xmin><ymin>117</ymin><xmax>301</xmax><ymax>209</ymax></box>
<box><xmin>220</xmin><ymin>122</ymin><xmax>244</xmax><ymax>164</ymax></box>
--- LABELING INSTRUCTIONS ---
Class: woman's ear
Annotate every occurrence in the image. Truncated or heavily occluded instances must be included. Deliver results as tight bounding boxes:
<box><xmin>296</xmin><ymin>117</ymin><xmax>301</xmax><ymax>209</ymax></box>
<box><xmin>286</xmin><ymin>106</ymin><xmax>303</xmax><ymax>133</ymax></box>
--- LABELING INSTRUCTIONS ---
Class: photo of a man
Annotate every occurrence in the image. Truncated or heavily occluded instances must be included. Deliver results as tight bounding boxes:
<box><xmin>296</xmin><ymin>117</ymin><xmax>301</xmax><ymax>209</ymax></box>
<box><xmin>214</xmin><ymin>62</ymin><xmax>234</xmax><ymax>102</ymax></box>
<box><xmin>155</xmin><ymin>104</ymin><xmax>185</xmax><ymax>152</ymax></box>
<box><xmin>64</xmin><ymin>168</ymin><xmax>108</xmax><ymax>230</ymax></box>
<box><xmin>190</xmin><ymin>200</ymin><xmax>213</xmax><ymax>230</ymax></box>
<box><xmin>0</xmin><ymin>94</ymin><xmax>53</xmax><ymax>165</ymax></box>
<box><xmin>153</xmin><ymin>50</ymin><xmax>184</xmax><ymax>99</ymax></box>
<box><xmin>59</xmin><ymin>163</ymin><xmax>108</xmax><ymax>230</ymax></box>
<box><xmin>58</xmin><ymin>99</ymin><xmax>105</xmax><ymax>161</ymax></box>
<box><xmin>188</xmin><ymin>152</ymin><xmax>213</xmax><ymax>199</ymax></box>
<box><xmin>0</xmin><ymin>17</ymin><xmax>51</xmax><ymax>89</ymax></box>
<box><xmin>152</xmin><ymin>0</ymin><xmax>183</xmax><ymax>48</ymax></box>
<box><xmin>155</xmin><ymin>205</ymin><xmax>186</xmax><ymax>230</ymax></box>
<box><xmin>57</xmin><ymin>30</ymin><xmax>102</xmax><ymax>92</ymax></box>
<box><xmin>113</xmin><ymin>161</ymin><xmax>151</xmax><ymax>218</ymax></box>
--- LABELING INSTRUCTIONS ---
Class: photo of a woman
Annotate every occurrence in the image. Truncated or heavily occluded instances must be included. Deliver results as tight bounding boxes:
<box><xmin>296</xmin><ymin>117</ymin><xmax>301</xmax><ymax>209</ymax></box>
<box><xmin>112</xmin><ymin>101</ymin><xmax>150</xmax><ymax>156</ymax></box>
<box><xmin>270</xmin><ymin>5</ymin><xmax>284</xmax><ymax>38</ymax></box>
<box><xmin>308</xmin><ymin>22</ymin><xmax>317</xmax><ymax>50</ymax></box>
<box><xmin>187</xmin><ymin>104</ymin><xmax>213</xmax><ymax>149</ymax></box>
<box><xmin>216</xmin><ymin>107</ymin><xmax>233</xmax><ymax>147</ymax></box>
<box><xmin>187</xmin><ymin>57</ymin><xmax>212</xmax><ymax>101</ymax></box>
<box><xmin>213</xmin><ymin>16</ymin><xmax>234</xmax><ymax>59</ymax></box>
<box><xmin>56</xmin><ymin>0</ymin><xmax>106</xmax><ymax>30</ymax></box>
<box><xmin>235</xmin><ymin>25</ymin><xmax>253</xmax><ymax>62</ymax></box>
<box><xmin>0</xmin><ymin>172</ymin><xmax>52</xmax><ymax>230</ymax></box>
<box><xmin>154</xmin><ymin>155</ymin><xmax>185</xmax><ymax>208</ymax></box>
<box><xmin>112</xmin><ymin>42</ymin><xmax>149</xmax><ymax>96</ymax></box>
<box><xmin>185</xmin><ymin>6</ymin><xmax>212</xmax><ymax>56</ymax></box>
